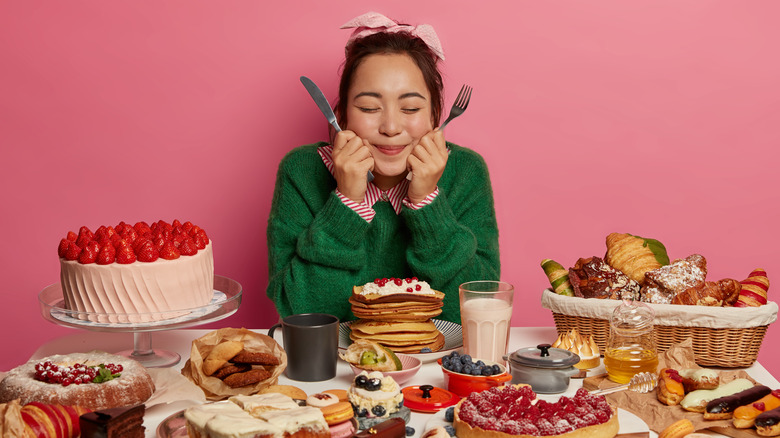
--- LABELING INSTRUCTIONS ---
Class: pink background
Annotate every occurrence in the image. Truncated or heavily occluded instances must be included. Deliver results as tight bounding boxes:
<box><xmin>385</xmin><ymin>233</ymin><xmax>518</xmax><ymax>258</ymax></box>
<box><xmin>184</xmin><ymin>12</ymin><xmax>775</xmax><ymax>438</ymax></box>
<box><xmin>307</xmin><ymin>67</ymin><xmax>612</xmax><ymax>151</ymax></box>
<box><xmin>1</xmin><ymin>1</ymin><xmax>779</xmax><ymax>377</ymax></box>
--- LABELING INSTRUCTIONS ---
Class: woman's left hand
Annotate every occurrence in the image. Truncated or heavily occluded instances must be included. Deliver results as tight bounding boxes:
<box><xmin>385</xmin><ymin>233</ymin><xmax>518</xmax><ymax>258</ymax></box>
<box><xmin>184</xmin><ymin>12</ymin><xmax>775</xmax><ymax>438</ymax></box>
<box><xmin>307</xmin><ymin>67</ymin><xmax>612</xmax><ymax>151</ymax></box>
<box><xmin>406</xmin><ymin>129</ymin><xmax>448</xmax><ymax>204</ymax></box>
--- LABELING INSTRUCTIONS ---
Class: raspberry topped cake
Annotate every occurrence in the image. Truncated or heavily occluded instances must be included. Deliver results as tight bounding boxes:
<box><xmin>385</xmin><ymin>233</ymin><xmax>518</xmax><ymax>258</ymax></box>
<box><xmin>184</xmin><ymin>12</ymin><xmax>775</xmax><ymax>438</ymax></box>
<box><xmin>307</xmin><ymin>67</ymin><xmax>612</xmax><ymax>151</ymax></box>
<box><xmin>57</xmin><ymin>219</ymin><xmax>214</xmax><ymax>322</ymax></box>
<box><xmin>0</xmin><ymin>352</ymin><xmax>155</xmax><ymax>411</ymax></box>
<box><xmin>454</xmin><ymin>385</ymin><xmax>619</xmax><ymax>438</ymax></box>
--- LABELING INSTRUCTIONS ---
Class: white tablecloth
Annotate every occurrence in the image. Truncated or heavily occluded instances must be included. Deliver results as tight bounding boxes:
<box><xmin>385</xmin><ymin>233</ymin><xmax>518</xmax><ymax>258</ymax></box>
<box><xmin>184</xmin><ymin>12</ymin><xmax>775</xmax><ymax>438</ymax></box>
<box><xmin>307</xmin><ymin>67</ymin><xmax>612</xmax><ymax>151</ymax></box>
<box><xmin>30</xmin><ymin>327</ymin><xmax>780</xmax><ymax>438</ymax></box>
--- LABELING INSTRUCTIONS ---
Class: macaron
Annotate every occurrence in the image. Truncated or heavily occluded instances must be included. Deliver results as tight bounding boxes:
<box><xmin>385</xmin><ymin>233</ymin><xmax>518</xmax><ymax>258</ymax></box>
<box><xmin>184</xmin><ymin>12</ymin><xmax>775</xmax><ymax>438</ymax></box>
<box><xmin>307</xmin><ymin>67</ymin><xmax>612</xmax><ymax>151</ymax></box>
<box><xmin>320</xmin><ymin>401</ymin><xmax>354</xmax><ymax>426</ymax></box>
<box><xmin>324</xmin><ymin>389</ymin><xmax>349</xmax><ymax>402</ymax></box>
<box><xmin>306</xmin><ymin>392</ymin><xmax>340</xmax><ymax>408</ymax></box>
<box><xmin>329</xmin><ymin>418</ymin><xmax>356</xmax><ymax>438</ymax></box>
<box><xmin>659</xmin><ymin>419</ymin><xmax>695</xmax><ymax>438</ymax></box>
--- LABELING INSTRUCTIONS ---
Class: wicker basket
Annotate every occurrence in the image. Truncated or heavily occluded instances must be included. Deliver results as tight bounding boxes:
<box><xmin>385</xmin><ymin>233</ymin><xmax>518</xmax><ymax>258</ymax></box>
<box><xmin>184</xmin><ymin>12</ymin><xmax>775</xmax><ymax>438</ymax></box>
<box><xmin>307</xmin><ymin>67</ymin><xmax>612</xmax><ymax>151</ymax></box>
<box><xmin>541</xmin><ymin>289</ymin><xmax>778</xmax><ymax>368</ymax></box>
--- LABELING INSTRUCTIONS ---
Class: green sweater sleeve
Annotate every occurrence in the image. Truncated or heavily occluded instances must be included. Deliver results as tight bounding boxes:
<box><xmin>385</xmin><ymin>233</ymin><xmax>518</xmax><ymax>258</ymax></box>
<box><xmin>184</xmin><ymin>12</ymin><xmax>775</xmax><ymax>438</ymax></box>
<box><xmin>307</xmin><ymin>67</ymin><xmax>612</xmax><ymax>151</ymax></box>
<box><xmin>401</xmin><ymin>145</ymin><xmax>501</xmax><ymax>321</ymax></box>
<box><xmin>266</xmin><ymin>144</ymin><xmax>371</xmax><ymax>320</ymax></box>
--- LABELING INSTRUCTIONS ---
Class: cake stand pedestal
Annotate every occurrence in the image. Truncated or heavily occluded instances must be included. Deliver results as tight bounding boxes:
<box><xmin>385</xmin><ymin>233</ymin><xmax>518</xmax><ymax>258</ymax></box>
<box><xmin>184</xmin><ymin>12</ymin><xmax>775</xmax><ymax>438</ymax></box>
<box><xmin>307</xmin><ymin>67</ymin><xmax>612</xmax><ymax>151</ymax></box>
<box><xmin>38</xmin><ymin>275</ymin><xmax>242</xmax><ymax>368</ymax></box>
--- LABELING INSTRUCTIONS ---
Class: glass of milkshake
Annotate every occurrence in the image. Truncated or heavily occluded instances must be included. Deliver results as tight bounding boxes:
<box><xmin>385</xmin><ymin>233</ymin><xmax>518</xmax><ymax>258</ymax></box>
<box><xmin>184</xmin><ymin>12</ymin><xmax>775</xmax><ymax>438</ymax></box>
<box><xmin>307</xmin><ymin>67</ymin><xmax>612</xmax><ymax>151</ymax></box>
<box><xmin>459</xmin><ymin>281</ymin><xmax>514</xmax><ymax>363</ymax></box>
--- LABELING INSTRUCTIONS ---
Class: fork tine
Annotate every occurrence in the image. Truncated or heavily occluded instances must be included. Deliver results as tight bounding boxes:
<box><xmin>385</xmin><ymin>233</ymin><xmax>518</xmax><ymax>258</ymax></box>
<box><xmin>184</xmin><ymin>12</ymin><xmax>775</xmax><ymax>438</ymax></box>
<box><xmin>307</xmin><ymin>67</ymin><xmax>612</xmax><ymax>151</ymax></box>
<box><xmin>455</xmin><ymin>85</ymin><xmax>468</xmax><ymax>107</ymax></box>
<box><xmin>460</xmin><ymin>85</ymin><xmax>472</xmax><ymax>109</ymax></box>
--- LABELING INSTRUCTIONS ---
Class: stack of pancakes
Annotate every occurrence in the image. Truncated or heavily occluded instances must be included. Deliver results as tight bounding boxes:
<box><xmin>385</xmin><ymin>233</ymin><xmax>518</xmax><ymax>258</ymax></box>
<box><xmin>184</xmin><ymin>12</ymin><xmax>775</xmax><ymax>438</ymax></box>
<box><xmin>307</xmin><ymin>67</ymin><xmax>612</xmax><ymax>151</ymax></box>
<box><xmin>349</xmin><ymin>283</ymin><xmax>446</xmax><ymax>353</ymax></box>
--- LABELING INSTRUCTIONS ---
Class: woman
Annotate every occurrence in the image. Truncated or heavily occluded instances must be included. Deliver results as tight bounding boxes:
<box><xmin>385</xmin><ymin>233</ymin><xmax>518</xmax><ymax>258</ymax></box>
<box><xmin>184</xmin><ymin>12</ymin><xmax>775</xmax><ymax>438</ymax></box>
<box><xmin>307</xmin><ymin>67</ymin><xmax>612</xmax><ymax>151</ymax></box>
<box><xmin>266</xmin><ymin>12</ymin><xmax>499</xmax><ymax>323</ymax></box>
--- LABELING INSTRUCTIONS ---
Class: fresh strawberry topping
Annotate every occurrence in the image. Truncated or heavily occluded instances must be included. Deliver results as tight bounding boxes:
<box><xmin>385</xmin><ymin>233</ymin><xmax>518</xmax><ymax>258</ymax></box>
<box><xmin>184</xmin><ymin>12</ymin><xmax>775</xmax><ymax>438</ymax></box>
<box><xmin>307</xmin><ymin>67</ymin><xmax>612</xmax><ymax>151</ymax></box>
<box><xmin>159</xmin><ymin>241</ymin><xmax>180</xmax><ymax>260</ymax></box>
<box><xmin>59</xmin><ymin>220</ymin><xmax>207</xmax><ymax>264</ymax></box>
<box><xmin>65</xmin><ymin>242</ymin><xmax>81</xmax><ymax>261</ymax></box>
<box><xmin>96</xmin><ymin>244</ymin><xmax>116</xmax><ymax>265</ymax></box>
<box><xmin>135</xmin><ymin>240</ymin><xmax>159</xmax><ymax>262</ymax></box>
<box><xmin>58</xmin><ymin>239</ymin><xmax>70</xmax><ymax>258</ymax></box>
<box><xmin>78</xmin><ymin>241</ymin><xmax>100</xmax><ymax>264</ymax></box>
<box><xmin>115</xmin><ymin>240</ymin><xmax>137</xmax><ymax>264</ymax></box>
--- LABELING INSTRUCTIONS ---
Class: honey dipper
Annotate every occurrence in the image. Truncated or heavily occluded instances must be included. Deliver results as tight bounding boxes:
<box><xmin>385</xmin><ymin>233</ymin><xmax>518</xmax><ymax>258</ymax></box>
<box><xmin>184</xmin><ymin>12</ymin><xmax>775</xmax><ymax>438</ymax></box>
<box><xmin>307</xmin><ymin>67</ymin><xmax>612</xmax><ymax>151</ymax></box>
<box><xmin>589</xmin><ymin>372</ymin><xmax>657</xmax><ymax>396</ymax></box>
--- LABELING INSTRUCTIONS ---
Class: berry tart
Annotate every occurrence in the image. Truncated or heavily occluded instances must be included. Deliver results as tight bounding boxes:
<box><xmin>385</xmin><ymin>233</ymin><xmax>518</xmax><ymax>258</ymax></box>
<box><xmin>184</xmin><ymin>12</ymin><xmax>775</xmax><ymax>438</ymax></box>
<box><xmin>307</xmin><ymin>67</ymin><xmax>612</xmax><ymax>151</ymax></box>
<box><xmin>0</xmin><ymin>352</ymin><xmax>155</xmax><ymax>411</ymax></box>
<box><xmin>454</xmin><ymin>385</ymin><xmax>619</xmax><ymax>438</ymax></box>
<box><xmin>57</xmin><ymin>219</ymin><xmax>214</xmax><ymax>322</ymax></box>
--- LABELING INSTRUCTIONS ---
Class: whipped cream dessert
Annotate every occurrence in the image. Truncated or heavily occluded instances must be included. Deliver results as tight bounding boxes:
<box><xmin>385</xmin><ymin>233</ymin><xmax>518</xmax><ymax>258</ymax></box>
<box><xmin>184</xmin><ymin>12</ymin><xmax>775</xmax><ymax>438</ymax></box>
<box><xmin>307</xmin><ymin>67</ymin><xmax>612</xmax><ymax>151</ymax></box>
<box><xmin>360</xmin><ymin>277</ymin><xmax>436</xmax><ymax>296</ymax></box>
<box><xmin>348</xmin><ymin>371</ymin><xmax>403</xmax><ymax>418</ymax></box>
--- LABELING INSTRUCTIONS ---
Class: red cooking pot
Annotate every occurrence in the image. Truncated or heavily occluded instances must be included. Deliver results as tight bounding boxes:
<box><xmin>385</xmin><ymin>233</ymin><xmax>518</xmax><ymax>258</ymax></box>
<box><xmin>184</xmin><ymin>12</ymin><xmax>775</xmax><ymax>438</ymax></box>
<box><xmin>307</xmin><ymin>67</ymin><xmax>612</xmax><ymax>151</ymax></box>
<box><xmin>437</xmin><ymin>358</ymin><xmax>512</xmax><ymax>397</ymax></box>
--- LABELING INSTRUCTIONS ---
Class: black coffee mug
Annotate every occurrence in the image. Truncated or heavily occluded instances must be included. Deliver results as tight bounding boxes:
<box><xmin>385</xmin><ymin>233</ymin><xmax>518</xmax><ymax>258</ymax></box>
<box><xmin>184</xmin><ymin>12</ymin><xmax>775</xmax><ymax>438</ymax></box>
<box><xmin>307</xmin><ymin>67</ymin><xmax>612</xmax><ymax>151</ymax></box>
<box><xmin>268</xmin><ymin>313</ymin><xmax>339</xmax><ymax>382</ymax></box>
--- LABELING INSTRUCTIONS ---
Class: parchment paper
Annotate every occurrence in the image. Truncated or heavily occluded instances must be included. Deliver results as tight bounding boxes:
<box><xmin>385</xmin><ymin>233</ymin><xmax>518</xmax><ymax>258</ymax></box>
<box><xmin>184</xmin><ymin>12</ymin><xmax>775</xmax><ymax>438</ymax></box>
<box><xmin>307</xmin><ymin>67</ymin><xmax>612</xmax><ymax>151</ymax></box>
<box><xmin>180</xmin><ymin>327</ymin><xmax>287</xmax><ymax>401</ymax></box>
<box><xmin>583</xmin><ymin>339</ymin><xmax>761</xmax><ymax>438</ymax></box>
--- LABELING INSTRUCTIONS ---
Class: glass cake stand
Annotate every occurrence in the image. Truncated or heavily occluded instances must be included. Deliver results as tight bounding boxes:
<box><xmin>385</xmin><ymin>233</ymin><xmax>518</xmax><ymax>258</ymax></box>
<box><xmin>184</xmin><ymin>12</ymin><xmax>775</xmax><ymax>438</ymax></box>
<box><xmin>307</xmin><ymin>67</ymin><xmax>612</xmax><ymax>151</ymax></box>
<box><xmin>38</xmin><ymin>275</ymin><xmax>242</xmax><ymax>368</ymax></box>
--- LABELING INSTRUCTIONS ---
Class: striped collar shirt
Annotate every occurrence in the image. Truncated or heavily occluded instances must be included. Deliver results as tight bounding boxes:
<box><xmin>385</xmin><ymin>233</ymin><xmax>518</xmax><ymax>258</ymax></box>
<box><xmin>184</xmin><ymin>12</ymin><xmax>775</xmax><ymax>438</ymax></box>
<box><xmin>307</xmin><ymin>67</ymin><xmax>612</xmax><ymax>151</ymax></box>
<box><xmin>317</xmin><ymin>145</ymin><xmax>438</xmax><ymax>222</ymax></box>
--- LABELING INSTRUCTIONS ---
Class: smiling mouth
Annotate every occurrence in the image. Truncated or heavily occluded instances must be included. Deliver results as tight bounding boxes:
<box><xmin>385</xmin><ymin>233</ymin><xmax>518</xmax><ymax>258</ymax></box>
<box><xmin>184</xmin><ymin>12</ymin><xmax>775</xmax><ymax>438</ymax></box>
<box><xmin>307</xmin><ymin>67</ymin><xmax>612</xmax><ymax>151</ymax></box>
<box><xmin>373</xmin><ymin>144</ymin><xmax>407</xmax><ymax>156</ymax></box>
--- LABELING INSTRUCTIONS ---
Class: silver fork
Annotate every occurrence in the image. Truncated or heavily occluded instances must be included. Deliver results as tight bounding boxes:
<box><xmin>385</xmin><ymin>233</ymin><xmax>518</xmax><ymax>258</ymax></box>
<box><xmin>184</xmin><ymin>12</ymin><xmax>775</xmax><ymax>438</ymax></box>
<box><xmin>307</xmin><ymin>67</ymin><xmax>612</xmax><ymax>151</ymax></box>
<box><xmin>439</xmin><ymin>84</ymin><xmax>472</xmax><ymax>130</ymax></box>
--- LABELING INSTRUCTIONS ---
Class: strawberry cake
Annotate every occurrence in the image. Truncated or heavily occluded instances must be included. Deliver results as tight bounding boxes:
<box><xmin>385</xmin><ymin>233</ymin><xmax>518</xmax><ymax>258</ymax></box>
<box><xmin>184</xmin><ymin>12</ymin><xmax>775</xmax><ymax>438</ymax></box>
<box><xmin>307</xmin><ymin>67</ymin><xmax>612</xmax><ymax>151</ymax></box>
<box><xmin>454</xmin><ymin>385</ymin><xmax>619</xmax><ymax>438</ymax></box>
<box><xmin>57</xmin><ymin>219</ymin><xmax>214</xmax><ymax>322</ymax></box>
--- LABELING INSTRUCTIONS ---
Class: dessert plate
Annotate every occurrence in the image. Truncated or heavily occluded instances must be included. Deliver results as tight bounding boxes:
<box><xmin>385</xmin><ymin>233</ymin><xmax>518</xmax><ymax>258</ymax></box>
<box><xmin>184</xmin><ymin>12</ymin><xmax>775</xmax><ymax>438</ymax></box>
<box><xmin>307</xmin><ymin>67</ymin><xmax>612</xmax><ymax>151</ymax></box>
<box><xmin>339</xmin><ymin>319</ymin><xmax>463</xmax><ymax>363</ymax></box>
<box><xmin>423</xmin><ymin>406</ymin><xmax>650</xmax><ymax>437</ymax></box>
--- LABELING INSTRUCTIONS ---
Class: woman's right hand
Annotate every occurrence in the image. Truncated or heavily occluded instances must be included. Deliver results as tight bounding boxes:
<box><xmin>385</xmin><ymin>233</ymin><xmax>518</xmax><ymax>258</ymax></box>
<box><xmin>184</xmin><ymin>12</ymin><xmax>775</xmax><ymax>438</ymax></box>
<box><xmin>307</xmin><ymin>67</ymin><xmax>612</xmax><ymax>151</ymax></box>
<box><xmin>332</xmin><ymin>130</ymin><xmax>374</xmax><ymax>203</ymax></box>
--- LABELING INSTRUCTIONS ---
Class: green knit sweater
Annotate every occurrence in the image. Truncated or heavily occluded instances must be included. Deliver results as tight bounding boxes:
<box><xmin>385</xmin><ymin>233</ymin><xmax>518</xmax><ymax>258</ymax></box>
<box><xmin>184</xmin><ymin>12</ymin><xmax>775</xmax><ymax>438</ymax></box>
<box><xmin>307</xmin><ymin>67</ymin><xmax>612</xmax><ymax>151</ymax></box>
<box><xmin>266</xmin><ymin>141</ymin><xmax>500</xmax><ymax>323</ymax></box>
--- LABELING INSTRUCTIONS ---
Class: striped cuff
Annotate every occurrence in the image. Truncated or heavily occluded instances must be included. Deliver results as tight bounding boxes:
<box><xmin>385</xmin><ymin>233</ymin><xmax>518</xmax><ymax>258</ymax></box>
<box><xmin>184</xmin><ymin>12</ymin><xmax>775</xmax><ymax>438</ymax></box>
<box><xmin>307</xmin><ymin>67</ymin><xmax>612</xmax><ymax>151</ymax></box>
<box><xmin>335</xmin><ymin>189</ymin><xmax>376</xmax><ymax>222</ymax></box>
<box><xmin>403</xmin><ymin>187</ymin><xmax>439</xmax><ymax>210</ymax></box>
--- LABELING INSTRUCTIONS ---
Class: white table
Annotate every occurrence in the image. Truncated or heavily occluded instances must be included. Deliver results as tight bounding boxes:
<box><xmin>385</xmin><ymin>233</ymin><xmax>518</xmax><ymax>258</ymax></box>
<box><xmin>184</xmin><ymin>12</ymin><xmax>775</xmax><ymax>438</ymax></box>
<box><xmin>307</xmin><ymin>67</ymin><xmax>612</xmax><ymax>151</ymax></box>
<box><xmin>30</xmin><ymin>327</ymin><xmax>780</xmax><ymax>438</ymax></box>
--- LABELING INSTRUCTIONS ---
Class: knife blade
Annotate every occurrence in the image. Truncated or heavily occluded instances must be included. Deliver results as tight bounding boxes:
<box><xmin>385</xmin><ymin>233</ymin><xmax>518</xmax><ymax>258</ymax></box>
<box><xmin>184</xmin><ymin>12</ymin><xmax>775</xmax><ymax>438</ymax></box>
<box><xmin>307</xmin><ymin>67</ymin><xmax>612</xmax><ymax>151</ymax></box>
<box><xmin>300</xmin><ymin>76</ymin><xmax>374</xmax><ymax>182</ymax></box>
<box><xmin>300</xmin><ymin>76</ymin><xmax>341</xmax><ymax>132</ymax></box>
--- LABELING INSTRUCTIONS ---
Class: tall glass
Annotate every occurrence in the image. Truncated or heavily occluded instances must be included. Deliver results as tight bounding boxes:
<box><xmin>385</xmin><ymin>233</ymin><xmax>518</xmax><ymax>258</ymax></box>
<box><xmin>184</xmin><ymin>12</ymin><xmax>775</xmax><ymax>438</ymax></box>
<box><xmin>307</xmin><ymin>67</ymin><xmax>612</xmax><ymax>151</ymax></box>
<box><xmin>459</xmin><ymin>281</ymin><xmax>514</xmax><ymax>363</ymax></box>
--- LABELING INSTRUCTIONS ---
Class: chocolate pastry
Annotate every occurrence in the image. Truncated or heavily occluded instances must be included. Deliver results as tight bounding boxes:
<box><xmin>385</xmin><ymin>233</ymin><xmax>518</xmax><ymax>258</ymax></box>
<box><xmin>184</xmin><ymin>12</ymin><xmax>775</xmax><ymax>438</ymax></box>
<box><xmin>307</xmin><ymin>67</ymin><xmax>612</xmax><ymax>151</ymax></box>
<box><xmin>80</xmin><ymin>404</ymin><xmax>145</xmax><ymax>438</ymax></box>
<box><xmin>355</xmin><ymin>417</ymin><xmax>406</xmax><ymax>438</ymax></box>
<box><xmin>641</xmin><ymin>254</ymin><xmax>707</xmax><ymax>304</ymax></box>
<box><xmin>568</xmin><ymin>257</ymin><xmax>640</xmax><ymax>300</ymax></box>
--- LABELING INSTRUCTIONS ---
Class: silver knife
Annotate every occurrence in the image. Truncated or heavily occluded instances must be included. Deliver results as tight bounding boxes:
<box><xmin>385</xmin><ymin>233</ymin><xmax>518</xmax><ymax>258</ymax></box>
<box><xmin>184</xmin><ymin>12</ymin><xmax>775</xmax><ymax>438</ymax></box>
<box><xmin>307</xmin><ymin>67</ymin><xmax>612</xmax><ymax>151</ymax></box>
<box><xmin>300</xmin><ymin>76</ymin><xmax>374</xmax><ymax>182</ymax></box>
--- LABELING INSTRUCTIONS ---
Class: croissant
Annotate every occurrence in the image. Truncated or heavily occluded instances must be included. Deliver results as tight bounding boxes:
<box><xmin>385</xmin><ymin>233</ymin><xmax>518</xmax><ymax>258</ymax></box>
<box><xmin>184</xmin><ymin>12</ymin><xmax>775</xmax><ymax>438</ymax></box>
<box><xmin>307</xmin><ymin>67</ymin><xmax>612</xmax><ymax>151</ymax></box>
<box><xmin>605</xmin><ymin>233</ymin><xmax>670</xmax><ymax>285</ymax></box>
<box><xmin>734</xmin><ymin>269</ymin><xmax>770</xmax><ymax>307</ymax></box>
<box><xmin>671</xmin><ymin>278</ymin><xmax>741</xmax><ymax>306</ymax></box>
<box><xmin>641</xmin><ymin>254</ymin><xmax>707</xmax><ymax>304</ymax></box>
<box><xmin>541</xmin><ymin>259</ymin><xmax>574</xmax><ymax>296</ymax></box>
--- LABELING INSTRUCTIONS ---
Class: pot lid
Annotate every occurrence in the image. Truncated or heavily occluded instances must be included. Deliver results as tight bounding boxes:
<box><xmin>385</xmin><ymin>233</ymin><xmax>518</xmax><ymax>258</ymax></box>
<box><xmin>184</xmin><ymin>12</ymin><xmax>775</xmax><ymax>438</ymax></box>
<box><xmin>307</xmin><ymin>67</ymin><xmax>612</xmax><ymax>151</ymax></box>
<box><xmin>402</xmin><ymin>384</ymin><xmax>459</xmax><ymax>413</ymax></box>
<box><xmin>507</xmin><ymin>344</ymin><xmax>580</xmax><ymax>368</ymax></box>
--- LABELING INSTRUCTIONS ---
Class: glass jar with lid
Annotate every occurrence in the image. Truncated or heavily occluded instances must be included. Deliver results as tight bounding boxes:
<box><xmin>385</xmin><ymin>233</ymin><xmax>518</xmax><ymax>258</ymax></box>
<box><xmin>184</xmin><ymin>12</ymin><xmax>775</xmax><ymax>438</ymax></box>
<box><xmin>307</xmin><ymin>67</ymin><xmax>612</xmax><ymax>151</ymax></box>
<box><xmin>604</xmin><ymin>299</ymin><xmax>658</xmax><ymax>383</ymax></box>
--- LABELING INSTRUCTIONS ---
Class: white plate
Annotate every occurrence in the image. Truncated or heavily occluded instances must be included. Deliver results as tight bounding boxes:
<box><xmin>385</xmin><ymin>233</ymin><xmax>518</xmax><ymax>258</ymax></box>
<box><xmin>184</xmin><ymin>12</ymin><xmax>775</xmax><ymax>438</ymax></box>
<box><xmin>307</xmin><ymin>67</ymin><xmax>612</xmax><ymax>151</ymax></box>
<box><xmin>423</xmin><ymin>406</ymin><xmax>650</xmax><ymax>436</ymax></box>
<box><xmin>339</xmin><ymin>319</ymin><xmax>463</xmax><ymax>363</ymax></box>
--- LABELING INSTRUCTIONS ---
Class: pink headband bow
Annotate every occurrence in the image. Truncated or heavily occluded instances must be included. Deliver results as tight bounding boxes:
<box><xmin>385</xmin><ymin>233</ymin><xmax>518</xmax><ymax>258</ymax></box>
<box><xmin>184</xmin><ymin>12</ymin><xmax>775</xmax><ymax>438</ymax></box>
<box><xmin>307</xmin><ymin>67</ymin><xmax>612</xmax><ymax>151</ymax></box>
<box><xmin>340</xmin><ymin>11</ymin><xmax>445</xmax><ymax>61</ymax></box>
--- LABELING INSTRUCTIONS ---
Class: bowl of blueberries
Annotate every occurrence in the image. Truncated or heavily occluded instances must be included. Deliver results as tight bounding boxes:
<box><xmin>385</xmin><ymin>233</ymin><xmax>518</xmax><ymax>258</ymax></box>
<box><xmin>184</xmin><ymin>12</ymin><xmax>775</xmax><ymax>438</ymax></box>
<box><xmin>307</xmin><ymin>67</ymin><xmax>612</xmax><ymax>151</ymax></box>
<box><xmin>438</xmin><ymin>351</ymin><xmax>511</xmax><ymax>397</ymax></box>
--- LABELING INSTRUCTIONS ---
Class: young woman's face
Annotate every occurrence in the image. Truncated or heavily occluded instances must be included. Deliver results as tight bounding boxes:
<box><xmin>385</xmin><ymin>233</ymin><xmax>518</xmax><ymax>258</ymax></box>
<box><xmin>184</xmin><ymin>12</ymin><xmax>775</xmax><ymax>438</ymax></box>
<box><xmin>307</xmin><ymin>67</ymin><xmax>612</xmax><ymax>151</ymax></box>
<box><xmin>345</xmin><ymin>53</ymin><xmax>433</xmax><ymax>178</ymax></box>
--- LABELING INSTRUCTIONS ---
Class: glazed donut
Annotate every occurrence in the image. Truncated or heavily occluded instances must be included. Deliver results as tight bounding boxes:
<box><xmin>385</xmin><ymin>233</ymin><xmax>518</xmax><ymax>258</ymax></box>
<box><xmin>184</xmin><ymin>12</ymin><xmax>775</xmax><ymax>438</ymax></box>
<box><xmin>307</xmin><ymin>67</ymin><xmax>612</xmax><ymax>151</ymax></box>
<box><xmin>659</xmin><ymin>419</ymin><xmax>694</xmax><ymax>438</ymax></box>
<box><xmin>734</xmin><ymin>389</ymin><xmax>780</xmax><ymax>429</ymax></box>
<box><xmin>657</xmin><ymin>368</ymin><xmax>685</xmax><ymax>406</ymax></box>
<box><xmin>705</xmin><ymin>385</ymin><xmax>772</xmax><ymax>420</ymax></box>
<box><xmin>756</xmin><ymin>406</ymin><xmax>780</xmax><ymax>437</ymax></box>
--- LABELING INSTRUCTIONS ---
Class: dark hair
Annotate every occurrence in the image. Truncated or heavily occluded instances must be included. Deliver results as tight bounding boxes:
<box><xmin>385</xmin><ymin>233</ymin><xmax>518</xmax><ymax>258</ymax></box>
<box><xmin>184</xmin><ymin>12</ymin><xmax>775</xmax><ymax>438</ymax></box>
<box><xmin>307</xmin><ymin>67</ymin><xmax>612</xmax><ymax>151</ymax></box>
<box><xmin>334</xmin><ymin>31</ymin><xmax>444</xmax><ymax>130</ymax></box>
